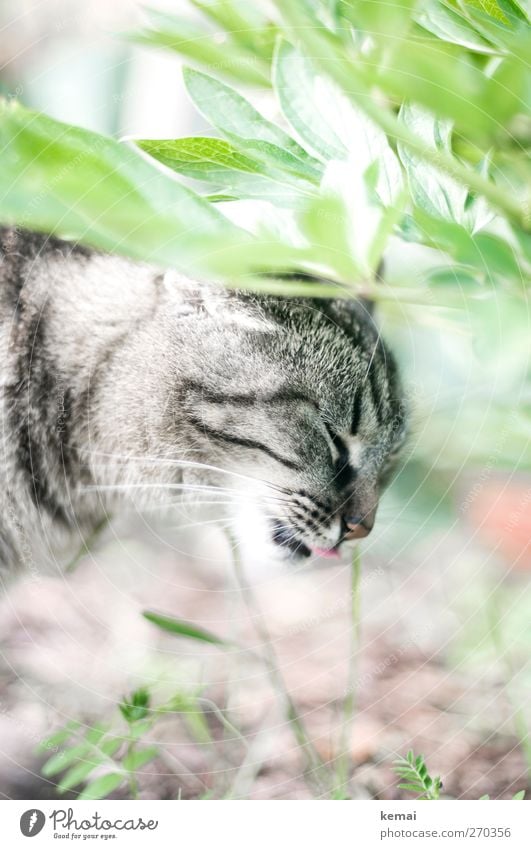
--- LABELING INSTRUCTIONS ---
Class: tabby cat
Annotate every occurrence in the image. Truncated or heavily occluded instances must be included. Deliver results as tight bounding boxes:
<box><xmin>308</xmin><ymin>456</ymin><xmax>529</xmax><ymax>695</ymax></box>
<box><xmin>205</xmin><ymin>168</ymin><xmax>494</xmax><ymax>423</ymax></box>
<box><xmin>0</xmin><ymin>226</ymin><xmax>406</xmax><ymax>579</ymax></box>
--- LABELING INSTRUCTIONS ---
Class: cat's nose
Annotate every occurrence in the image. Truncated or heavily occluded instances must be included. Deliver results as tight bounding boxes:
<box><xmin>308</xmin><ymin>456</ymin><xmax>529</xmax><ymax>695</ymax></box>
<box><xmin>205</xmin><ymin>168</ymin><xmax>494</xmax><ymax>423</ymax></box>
<box><xmin>342</xmin><ymin>513</ymin><xmax>374</xmax><ymax>540</ymax></box>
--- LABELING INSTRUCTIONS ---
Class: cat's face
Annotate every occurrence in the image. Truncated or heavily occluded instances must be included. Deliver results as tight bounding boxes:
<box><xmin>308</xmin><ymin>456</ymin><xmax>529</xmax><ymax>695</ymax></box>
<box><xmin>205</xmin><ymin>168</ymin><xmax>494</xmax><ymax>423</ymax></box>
<box><xmin>170</xmin><ymin>289</ymin><xmax>406</xmax><ymax>561</ymax></box>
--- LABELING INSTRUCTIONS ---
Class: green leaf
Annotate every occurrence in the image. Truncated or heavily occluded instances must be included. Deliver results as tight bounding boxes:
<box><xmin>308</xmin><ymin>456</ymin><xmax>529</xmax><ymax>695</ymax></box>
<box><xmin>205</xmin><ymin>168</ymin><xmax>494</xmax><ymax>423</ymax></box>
<box><xmin>0</xmin><ymin>100</ymin><xmax>252</xmax><ymax>276</ymax></box>
<box><xmin>240</xmin><ymin>139</ymin><xmax>322</xmax><ymax>182</ymax></box>
<box><xmin>273</xmin><ymin>40</ymin><xmax>402</xmax><ymax>205</ymax></box>
<box><xmin>513</xmin><ymin>227</ymin><xmax>531</xmax><ymax>269</ymax></box>
<box><xmin>393</xmin><ymin>749</ymin><xmax>442</xmax><ymax>800</ymax></box>
<box><xmin>122</xmin><ymin>746</ymin><xmax>159</xmax><ymax>771</ymax></box>
<box><xmin>136</xmin><ymin>137</ymin><xmax>316</xmax><ymax>205</ymax></box>
<box><xmin>143</xmin><ymin>610</ymin><xmax>228</xmax><ymax>645</ymax></box>
<box><xmin>415</xmin><ymin>1</ymin><xmax>499</xmax><ymax>53</ymax></box>
<box><xmin>137</xmin><ymin>137</ymin><xmax>264</xmax><ymax>178</ymax></box>
<box><xmin>310</xmin><ymin>156</ymin><xmax>399</xmax><ymax>277</ymax></box>
<box><xmin>339</xmin><ymin>0</ymin><xmax>417</xmax><ymax>38</ymax></box>
<box><xmin>425</xmin><ymin>266</ymin><xmax>481</xmax><ymax>290</ymax></box>
<box><xmin>297</xmin><ymin>191</ymin><xmax>362</xmax><ymax>280</ymax></box>
<box><xmin>58</xmin><ymin>758</ymin><xmax>103</xmax><ymax>794</ymax></box>
<box><xmin>131</xmin><ymin>9</ymin><xmax>270</xmax><ymax>86</ymax></box>
<box><xmin>276</xmin><ymin>0</ymin><xmax>530</xmax><ymax>155</ymax></box>
<box><xmin>41</xmin><ymin>744</ymin><xmax>91</xmax><ymax>777</ymax></box>
<box><xmin>502</xmin><ymin>0</ymin><xmax>530</xmax><ymax>22</ymax></box>
<box><xmin>36</xmin><ymin>722</ymin><xmax>80</xmax><ymax>752</ymax></box>
<box><xmin>472</xmin><ymin>295</ymin><xmax>531</xmax><ymax>388</ymax></box>
<box><xmin>77</xmin><ymin>772</ymin><xmax>125</xmax><ymax>800</ymax></box>
<box><xmin>205</xmin><ymin>192</ymin><xmax>240</xmax><ymax>203</ymax></box>
<box><xmin>472</xmin><ymin>233</ymin><xmax>522</xmax><ymax>280</ymax></box>
<box><xmin>398</xmin><ymin>103</ymin><xmax>467</xmax><ymax>224</ymax></box>
<box><xmin>414</xmin><ymin>210</ymin><xmax>522</xmax><ymax>282</ymax></box>
<box><xmin>119</xmin><ymin>687</ymin><xmax>151</xmax><ymax>723</ymax></box>
<box><xmin>165</xmin><ymin>693</ymin><xmax>212</xmax><ymax>743</ymax></box>
<box><xmin>462</xmin><ymin>0</ymin><xmax>508</xmax><ymax>24</ymax></box>
<box><xmin>183</xmin><ymin>67</ymin><xmax>315</xmax><ymax>168</ymax></box>
<box><xmin>273</xmin><ymin>39</ymin><xmax>347</xmax><ymax>160</ymax></box>
<box><xmin>190</xmin><ymin>0</ymin><xmax>279</xmax><ymax>61</ymax></box>
<box><xmin>85</xmin><ymin>725</ymin><xmax>108</xmax><ymax>745</ymax></box>
<box><xmin>126</xmin><ymin>720</ymin><xmax>153</xmax><ymax>741</ymax></box>
<box><xmin>100</xmin><ymin>737</ymin><xmax>123</xmax><ymax>757</ymax></box>
<box><xmin>512</xmin><ymin>790</ymin><xmax>526</xmax><ymax>799</ymax></box>
<box><xmin>464</xmin><ymin>154</ymin><xmax>495</xmax><ymax>234</ymax></box>
<box><xmin>378</xmin><ymin>35</ymin><xmax>523</xmax><ymax>138</ymax></box>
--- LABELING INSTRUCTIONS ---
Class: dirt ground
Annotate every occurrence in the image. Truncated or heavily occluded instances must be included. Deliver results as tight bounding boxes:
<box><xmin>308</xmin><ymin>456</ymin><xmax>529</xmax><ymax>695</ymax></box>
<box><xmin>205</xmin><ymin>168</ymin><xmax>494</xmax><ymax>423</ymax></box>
<box><xmin>0</xmin><ymin>494</ymin><xmax>529</xmax><ymax>801</ymax></box>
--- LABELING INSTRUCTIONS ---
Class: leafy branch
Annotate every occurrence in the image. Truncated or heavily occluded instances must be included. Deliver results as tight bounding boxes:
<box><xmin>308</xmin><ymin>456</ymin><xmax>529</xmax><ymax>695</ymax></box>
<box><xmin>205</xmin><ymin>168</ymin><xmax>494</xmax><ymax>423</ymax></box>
<box><xmin>393</xmin><ymin>749</ymin><xmax>527</xmax><ymax>800</ymax></box>
<box><xmin>272</xmin><ymin>0</ymin><xmax>530</xmax><ymax>230</ymax></box>
<box><xmin>392</xmin><ymin>750</ymin><xmax>442</xmax><ymax>800</ymax></box>
<box><xmin>38</xmin><ymin>688</ymin><xmax>159</xmax><ymax>800</ymax></box>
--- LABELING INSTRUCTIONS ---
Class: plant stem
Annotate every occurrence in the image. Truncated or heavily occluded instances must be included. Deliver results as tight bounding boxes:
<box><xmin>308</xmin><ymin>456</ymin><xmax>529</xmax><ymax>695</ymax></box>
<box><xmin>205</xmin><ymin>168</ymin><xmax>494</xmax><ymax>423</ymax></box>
<box><xmin>125</xmin><ymin>736</ymin><xmax>139</xmax><ymax>799</ymax></box>
<box><xmin>227</xmin><ymin>531</ymin><xmax>330</xmax><ymax>795</ymax></box>
<box><xmin>273</xmin><ymin>1</ymin><xmax>530</xmax><ymax>231</ymax></box>
<box><xmin>335</xmin><ymin>546</ymin><xmax>362</xmax><ymax>796</ymax></box>
<box><xmin>65</xmin><ymin>516</ymin><xmax>109</xmax><ymax>573</ymax></box>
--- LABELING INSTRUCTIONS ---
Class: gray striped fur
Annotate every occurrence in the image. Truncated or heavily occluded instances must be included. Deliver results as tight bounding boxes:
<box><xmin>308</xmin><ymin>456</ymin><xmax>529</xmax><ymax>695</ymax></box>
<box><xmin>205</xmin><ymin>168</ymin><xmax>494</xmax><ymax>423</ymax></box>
<box><xmin>0</xmin><ymin>227</ymin><xmax>406</xmax><ymax>579</ymax></box>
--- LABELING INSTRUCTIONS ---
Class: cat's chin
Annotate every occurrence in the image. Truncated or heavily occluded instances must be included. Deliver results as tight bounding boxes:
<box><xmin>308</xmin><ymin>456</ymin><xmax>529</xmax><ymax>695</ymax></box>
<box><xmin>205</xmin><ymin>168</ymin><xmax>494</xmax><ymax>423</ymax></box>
<box><xmin>229</xmin><ymin>506</ymin><xmax>302</xmax><ymax>574</ymax></box>
<box><xmin>271</xmin><ymin>521</ymin><xmax>312</xmax><ymax>559</ymax></box>
<box><xmin>229</xmin><ymin>506</ymin><xmax>343</xmax><ymax>574</ymax></box>
<box><xmin>269</xmin><ymin>531</ymin><xmax>340</xmax><ymax>561</ymax></box>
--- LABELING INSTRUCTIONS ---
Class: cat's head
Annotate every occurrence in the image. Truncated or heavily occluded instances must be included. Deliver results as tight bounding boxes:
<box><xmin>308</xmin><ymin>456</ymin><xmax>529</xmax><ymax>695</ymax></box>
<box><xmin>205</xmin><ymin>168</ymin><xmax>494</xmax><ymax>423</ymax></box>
<box><xmin>165</xmin><ymin>279</ymin><xmax>407</xmax><ymax>562</ymax></box>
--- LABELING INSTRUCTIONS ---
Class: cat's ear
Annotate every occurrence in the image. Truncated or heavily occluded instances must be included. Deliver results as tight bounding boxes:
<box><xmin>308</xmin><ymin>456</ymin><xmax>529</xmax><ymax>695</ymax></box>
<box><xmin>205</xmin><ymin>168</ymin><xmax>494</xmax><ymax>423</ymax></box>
<box><xmin>160</xmin><ymin>271</ymin><xmax>272</xmax><ymax>330</ymax></box>
<box><xmin>320</xmin><ymin>288</ymin><xmax>379</xmax><ymax>335</ymax></box>
<box><xmin>356</xmin><ymin>295</ymin><xmax>375</xmax><ymax>319</ymax></box>
<box><xmin>160</xmin><ymin>271</ymin><xmax>229</xmax><ymax>320</ymax></box>
<box><xmin>317</xmin><ymin>260</ymin><xmax>384</xmax><ymax>330</ymax></box>
<box><xmin>160</xmin><ymin>270</ymin><xmax>210</xmax><ymax>317</ymax></box>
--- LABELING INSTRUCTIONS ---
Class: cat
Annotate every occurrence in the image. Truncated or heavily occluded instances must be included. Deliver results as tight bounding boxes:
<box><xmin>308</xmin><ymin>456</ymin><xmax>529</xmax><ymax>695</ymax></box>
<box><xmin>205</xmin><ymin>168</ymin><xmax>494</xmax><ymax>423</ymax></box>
<box><xmin>0</xmin><ymin>226</ymin><xmax>407</xmax><ymax>579</ymax></box>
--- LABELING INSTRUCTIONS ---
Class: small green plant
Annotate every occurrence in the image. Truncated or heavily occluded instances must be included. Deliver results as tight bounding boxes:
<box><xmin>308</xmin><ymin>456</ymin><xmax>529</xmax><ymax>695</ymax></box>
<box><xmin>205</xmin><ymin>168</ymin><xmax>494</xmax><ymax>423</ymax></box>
<box><xmin>37</xmin><ymin>687</ymin><xmax>159</xmax><ymax>800</ymax></box>
<box><xmin>38</xmin><ymin>682</ymin><xmax>228</xmax><ymax>800</ymax></box>
<box><xmin>118</xmin><ymin>687</ymin><xmax>151</xmax><ymax>723</ymax></box>
<box><xmin>392</xmin><ymin>750</ymin><xmax>442</xmax><ymax>800</ymax></box>
<box><xmin>143</xmin><ymin>540</ymin><xmax>365</xmax><ymax>799</ymax></box>
<box><xmin>393</xmin><ymin>750</ymin><xmax>527</xmax><ymax>800</ymax></box>
<box><xmin>481</xmin><ymin>791</ymin><xmax>526</xmax><ymax>800</ymax></box>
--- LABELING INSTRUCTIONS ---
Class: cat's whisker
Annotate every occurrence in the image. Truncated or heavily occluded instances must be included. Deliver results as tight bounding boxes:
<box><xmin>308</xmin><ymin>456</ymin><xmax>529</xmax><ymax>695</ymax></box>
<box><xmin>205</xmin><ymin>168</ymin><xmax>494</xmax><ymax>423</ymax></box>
<box><xmin>84</xmin><ymin>482</ymin><xmax>251</xmax><ymax>497</ymax></box>
<box><xmin>139</xmin><ymin>497</ymin><xmax>293</xmax><ymax>515</ymax></box>
<box><xmin>81</xmin><ymin>449</ymin><xmax>294</xmax><ymax>496</ymax></box>
<box><xmin>362</xmin><ymin>335</ymin><xmax>380</xmax><ymax>384</ymax></box>
<box><xmin>161</xmin><ymin>515</ymin><xmax>240</xmax><ymax>533</ymax></box>
<box><xmin>140</xmin><ymin>504</ymin><xmax>300</xmax><ymax>540</ymax></box>
<box><xmin>82</xmin><ymin>482</ymin><xmax>294</xmax><ymax>513</ymax></box>
<box><xmin>272</xmin><ymin>517</ymin><xmax>312</xmax><ymax>549</ymax></box>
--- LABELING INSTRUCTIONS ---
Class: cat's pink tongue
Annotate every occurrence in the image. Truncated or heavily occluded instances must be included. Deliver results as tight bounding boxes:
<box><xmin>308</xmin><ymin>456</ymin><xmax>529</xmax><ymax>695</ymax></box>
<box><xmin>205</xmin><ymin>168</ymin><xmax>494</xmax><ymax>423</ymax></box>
<box><xmin>312</xmin><ymin>546</ymin><xmax>340</xmax><ymax>559</ymax></box>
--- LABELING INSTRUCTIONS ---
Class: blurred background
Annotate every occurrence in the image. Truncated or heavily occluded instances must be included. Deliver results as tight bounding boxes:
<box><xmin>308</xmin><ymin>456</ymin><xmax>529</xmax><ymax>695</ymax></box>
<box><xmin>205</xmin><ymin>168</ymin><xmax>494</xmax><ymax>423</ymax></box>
<box><xmin>0</xmin><ymin>0</ymin><xmax>529</xmax><ymax>800</ymax></box>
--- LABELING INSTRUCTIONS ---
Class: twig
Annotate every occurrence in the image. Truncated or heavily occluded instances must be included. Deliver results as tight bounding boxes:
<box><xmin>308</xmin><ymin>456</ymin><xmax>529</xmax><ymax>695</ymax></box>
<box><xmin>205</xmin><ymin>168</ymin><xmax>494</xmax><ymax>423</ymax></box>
<box><xmin>226</xmin><ymin>531</ymin><xmax>330</xmax><ymax>795</ymax></box>
<box><xmin>335</xmin><ymin>546</ymin><xmax>362</xmax><ymax>796</ymax></box>
<box><xmin>64</xmin><ymin>516</ymin><xmax>110</xmax><ymax>573</ymax></box>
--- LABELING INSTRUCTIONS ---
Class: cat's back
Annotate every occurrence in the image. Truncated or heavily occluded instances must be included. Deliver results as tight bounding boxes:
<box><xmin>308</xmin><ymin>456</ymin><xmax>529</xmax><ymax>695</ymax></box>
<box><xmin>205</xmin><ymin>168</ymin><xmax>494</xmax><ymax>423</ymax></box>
<box><xmin>0</xmin><ymin>228</ymin><xmax>165</xmax><ymax>576</ymax></box>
